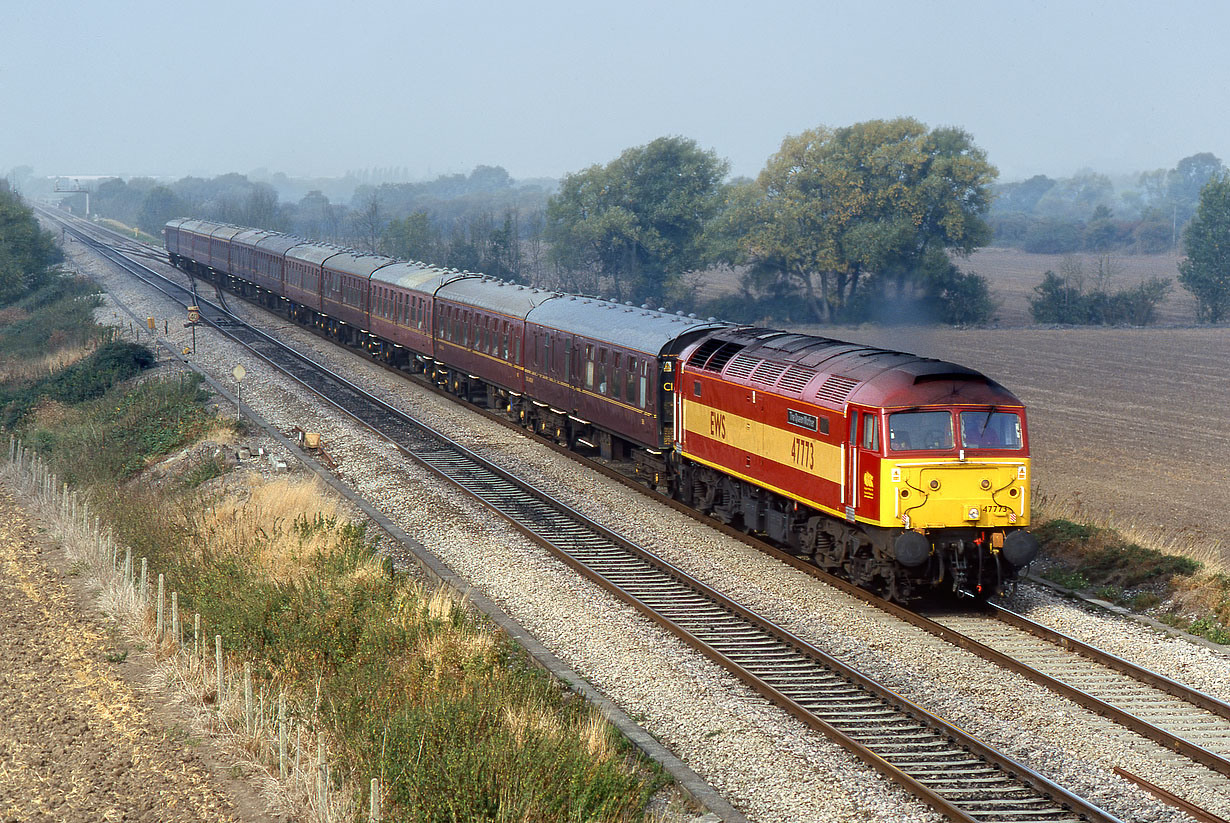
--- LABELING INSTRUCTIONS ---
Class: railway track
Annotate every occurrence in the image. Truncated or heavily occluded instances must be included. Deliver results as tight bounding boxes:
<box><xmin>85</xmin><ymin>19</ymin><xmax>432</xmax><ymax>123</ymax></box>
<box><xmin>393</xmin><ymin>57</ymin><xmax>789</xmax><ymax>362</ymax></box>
<box><xmin>42</xmin><ymin>209</ymin><xmax>1138</xmax><ymax>822</ymax></box>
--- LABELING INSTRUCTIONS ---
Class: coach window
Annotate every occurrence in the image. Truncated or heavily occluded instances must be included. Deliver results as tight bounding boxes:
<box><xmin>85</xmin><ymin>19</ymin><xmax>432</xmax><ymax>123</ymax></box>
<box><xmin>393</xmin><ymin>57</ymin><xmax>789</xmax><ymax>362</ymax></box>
<box><xmin>612</xmin><ymin>355</ymin><xmax>623</xmax><ymax>400</ymax></box>
<box><xmin>861</xmin><ymin>413</ymin><xmax>880</xmax><ymax>451</ymax></box>
<box><xmin>626</xmin><ymin>358</ymin><xmax>638</xmax><ymax>400</ymax></box>
<box><xmin>597</xmin><ymin>349</ymin><xmax>608</xmax><ymax>394</ymax></box>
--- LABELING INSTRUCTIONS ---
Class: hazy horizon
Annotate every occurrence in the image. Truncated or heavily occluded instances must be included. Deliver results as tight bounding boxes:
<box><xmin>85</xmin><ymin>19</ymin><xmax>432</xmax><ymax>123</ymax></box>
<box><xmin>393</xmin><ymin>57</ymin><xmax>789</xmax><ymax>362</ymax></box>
<box><xmin>5</xmin><ymin>1</ymin><xmax>1228</xmax><ymax>185</ymax></box>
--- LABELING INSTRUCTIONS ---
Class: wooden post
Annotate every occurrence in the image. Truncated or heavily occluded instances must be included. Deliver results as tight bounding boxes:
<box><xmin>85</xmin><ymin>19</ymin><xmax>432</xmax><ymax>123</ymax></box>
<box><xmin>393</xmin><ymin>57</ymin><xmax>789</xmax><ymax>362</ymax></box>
<box><xmin>194</xmin><ymin>613</ymin><xmax>200</xmax><ymax>660</ymax></box>
<box><xmin>244</xmin><ymin>662</ymin><xmax>253</xmax><ymax>734</ymax></box>
<box><xmin>171</xmin><ymin>592</ymin><xmax>179</xmax><ymax>649</ymax></box>
<box><xmin>370</xmin><ymin>778</ymin><xmax>380</xmax><ymax>823</ymax></box>
<box><xmin>215</xmin><ymin>635</ymin><xmax>223</xmax><ymax>709</ymax></box>
<box><xmin>156</xmin><ymin>574</ymin><xmax>165</xmax><ymax>640</ymax></box>
<box><xmin>140</xmin><ymin>558</ymin><xmax>148</xmax><ymax>606</ymax></box>
<box><xmin>278</xmin><ymin>690</ymin><xmax>287</xmax><ymax>777</ymax></box>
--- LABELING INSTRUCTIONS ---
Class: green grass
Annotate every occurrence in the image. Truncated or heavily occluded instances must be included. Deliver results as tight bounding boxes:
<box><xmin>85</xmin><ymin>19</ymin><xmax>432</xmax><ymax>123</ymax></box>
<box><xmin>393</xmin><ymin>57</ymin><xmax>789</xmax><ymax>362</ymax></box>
<box><xmin>0</xmin><ymin>276</ymin><xmax>105</xmax><ymax>359</ymax></box>
<box><xmin>25</xmin><ymin>372</ymin><xmax>214</xmax><ymax>483</ymax></box>
<box><xmin>93</xmin><ymin>482</ymin><xmax>665</xmax><ymax>820</ymax></box>
<box><xmin>1034</xmin><ymin>516</ymin><xmax>1230</xmax><ymax>642</ymax></box>
<box><xmin>180</xmin><ymin>453</ymin><xmax>229</xmax><ymax>488</ymax></box>
<box><xmin>1036</xmin><ymin>518</ymin><xmax>1200</xmax><ymax>590</ymax></box>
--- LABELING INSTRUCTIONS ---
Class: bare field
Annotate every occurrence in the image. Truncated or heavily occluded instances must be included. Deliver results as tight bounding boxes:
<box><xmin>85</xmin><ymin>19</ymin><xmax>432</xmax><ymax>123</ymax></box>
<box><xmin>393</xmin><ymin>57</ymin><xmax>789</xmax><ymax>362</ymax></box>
<box><xmin>692</xmin><ymin>248</ymin><xmax>1195</xmax><ymax>327</ymax></box>
<box><xmin>792</xmin><ymin>324</ymin><xmax>1230</xmax><ymax>563</ymax></box>
<box><xmin>957</xmin><ymin>247</ymin><xmax>1195</xmax><ymax>326</ymax></box>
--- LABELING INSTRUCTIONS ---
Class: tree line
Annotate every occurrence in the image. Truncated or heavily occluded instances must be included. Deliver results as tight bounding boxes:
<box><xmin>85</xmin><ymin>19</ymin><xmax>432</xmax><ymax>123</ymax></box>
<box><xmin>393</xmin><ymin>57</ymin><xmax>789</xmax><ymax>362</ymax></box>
<box><xmin>990</xmin><ymin>153</ymin><xmax>1225</xmax><ymax>255</ymax></box>
<box><xmin>41</xmin><ymin>119</ymin><xmax>1230</xmax><ymax>327</ymax></box>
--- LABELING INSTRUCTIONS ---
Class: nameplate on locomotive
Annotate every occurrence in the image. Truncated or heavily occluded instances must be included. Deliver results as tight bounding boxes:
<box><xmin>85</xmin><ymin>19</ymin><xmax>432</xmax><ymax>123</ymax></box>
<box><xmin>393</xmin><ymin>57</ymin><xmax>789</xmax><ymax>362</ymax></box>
<box><xmin>787</xmin><ymin>409</ymin><xmax>818</xmax><ymax>431</ymax></box>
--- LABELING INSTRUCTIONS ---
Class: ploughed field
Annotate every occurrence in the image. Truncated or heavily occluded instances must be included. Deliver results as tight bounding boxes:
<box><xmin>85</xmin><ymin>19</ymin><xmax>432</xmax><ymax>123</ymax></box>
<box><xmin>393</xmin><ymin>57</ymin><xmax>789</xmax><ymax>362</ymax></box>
<box><xmin>958</xmin><ymin>247</ymin><xmax>1194</xmax><ymax>326</ymax></box>
<box><xmin>795</xmin><ymin>323</ymin><xmax>1230</xmax><ymax>562</ymax></box>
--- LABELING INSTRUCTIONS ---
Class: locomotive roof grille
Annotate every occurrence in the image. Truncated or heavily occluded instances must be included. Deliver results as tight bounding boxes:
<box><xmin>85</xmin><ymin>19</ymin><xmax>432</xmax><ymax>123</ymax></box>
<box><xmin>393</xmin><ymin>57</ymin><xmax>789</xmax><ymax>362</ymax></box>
<box><xmin>777</xmin><ymin>365</ymin><xmax>816</xmax><ymax>393</ymax></box>
<box><xmin>705</xmin><ymin>341</ymin><xmax>746</xmax><ymax>372</ymax></box>
<box><xmin>725</xmin><ymin>353</ymin><xmax>760</xmax><ymax>380</ymax></box>
<box><xmin>686</xmin><ymin>338</ymin><xmax>725</xmax><ymax>368</ymax></box>
<box><xmin>816</xmin><ymin>374</ymin><xmax>861</xmax><ymax>405</ymax></box>
<box><xmin>749</xmin><ymin>360</ymin><xmax>789</xmax><ymax>386</ymax></box>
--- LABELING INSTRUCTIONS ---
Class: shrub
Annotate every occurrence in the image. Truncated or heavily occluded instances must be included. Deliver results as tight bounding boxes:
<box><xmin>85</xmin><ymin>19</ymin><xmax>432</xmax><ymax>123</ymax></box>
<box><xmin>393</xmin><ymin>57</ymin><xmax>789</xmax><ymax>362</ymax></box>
<box><xmin>1029</xmin><ymin>271</ymin><xmax>1171</xmax><ymax>325</ymax></box>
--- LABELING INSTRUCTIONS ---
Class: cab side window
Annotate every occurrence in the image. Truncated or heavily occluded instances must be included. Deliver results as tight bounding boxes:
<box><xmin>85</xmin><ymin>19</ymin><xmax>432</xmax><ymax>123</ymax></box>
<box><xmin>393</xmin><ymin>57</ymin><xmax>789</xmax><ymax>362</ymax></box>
<box><xmin>861</xmin><ymin>413</ymin><xmax>879</xmax><ymax>451</ymax></box>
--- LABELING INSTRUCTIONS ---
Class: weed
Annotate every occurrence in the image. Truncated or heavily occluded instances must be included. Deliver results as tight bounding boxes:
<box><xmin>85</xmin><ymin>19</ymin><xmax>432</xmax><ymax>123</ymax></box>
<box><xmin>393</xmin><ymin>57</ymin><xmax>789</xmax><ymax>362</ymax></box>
<box><xmin>180</xmin><ymin>454</ymin><xmax>229</xmax><ymax>489</ymax></box>
<box><xmin>1128</xmin><ymin>592</ymin><xmax>1161</xmax><ymax>611</ymax></box>
<box><xmin>1184</xmin><ymin>616</ymin><xmax>1230</xmax><ymax>645</ymax></box>
<box><xmin>1042</xmin><ymin>567</ymin><xmax>1090</xmax><ymax>591</ymax></box>
<box><xmin>105</xmin><ymin>649</ymin><xmax>129</xmax><ymax>663</ymax></box>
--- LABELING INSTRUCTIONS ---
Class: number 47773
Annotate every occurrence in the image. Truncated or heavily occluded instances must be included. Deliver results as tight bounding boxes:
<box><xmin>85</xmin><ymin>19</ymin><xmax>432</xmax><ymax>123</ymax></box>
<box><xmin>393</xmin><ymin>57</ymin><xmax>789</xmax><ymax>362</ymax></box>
<box><xmin>791</xmin><ymin>437</ymin><xmax>814</xmax><ymax>469</ymax></box>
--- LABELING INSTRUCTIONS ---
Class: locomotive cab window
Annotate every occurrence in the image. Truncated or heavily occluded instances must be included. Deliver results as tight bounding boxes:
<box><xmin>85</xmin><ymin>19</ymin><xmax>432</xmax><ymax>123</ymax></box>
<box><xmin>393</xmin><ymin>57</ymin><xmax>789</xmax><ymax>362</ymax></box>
<box><xmin>888</xmin><ymin>411</ymin><xmax>954</xmax><ymax>451</ymax></box>
<box><xmin>959</xmin><ymin>411</ymin><xmax>1023</xmax><ymax>450</ymax></box>
<box><xmin>861</xmin><ymin>413</ymin><xmax>879</xmax><ymax>451</ymax></box>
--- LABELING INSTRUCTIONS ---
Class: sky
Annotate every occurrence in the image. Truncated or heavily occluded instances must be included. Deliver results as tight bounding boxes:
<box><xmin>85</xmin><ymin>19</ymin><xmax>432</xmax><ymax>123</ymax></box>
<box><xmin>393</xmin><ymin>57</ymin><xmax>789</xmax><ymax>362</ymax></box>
<box><xmin>3</xmin><ymin>0</ymin><xmax>1228</xmax><ymax>185</ymax></box>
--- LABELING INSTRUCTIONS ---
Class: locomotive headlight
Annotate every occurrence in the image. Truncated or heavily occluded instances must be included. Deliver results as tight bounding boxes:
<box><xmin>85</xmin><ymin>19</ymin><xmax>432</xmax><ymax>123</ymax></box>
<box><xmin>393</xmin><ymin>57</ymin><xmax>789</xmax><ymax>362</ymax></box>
<box><xmin>980</xmin><ymin>479</ymin><xmax>991</xmax><ymax>490</ymax></box>
<box><xmin>929</xmin><ymin>479</ymin><xmax>940</xmax><ymax>491</ymax></box>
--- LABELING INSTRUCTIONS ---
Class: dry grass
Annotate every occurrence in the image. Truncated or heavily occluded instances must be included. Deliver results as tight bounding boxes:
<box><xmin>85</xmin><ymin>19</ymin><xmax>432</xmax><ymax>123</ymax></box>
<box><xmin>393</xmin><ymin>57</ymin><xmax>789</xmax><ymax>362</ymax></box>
<box><xmin>0</xmin><ymin>306</ymin><xmax>29</xmax><ymax>326</ymax></box>
<box><xmin>1033</xmin><ymin>486</ymin><xmax>1227</xmax><ymax>573</ymax></box>
<box><xmin>182</xmin><ymin>474</ymin><xmax>341</xmax><ymax>582</ymax></box>
<box><xmin>0</xmin><ymin>342</ymin><xmax>98</xmax><ymax>382</ymax></box>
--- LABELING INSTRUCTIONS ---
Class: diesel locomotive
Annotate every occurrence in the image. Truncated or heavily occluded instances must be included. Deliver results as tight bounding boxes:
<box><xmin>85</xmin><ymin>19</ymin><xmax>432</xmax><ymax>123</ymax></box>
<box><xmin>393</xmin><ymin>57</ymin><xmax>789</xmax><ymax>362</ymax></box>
<box><xmin>165</xmin><ymin>218</ymin><xmax>1039</xmax><ymax>601</ymax></box>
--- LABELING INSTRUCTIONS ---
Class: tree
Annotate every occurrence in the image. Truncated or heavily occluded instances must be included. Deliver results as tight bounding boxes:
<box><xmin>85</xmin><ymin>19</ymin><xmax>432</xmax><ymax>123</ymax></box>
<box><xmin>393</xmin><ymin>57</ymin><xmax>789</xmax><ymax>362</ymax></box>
<box><xmin>381</xmin><ymin>210</ymin><xmax>438</xmax><ymax>261</ymax></box>
<box><xmin>0</xmin><ymin>182</ymin><xmax>63</xmax><ymax>303</ymax></box>
<box><xmin>1168</xmin><ymin>152</ymin><xmax>1225</xmax><ymax>224</ymax></box>
<box><xmin>993</xmin><ymin>174</ymin><xmax>1056</xmax><ymax>213</ymax></box>
<box><xmin>350</xmin><ymin>191</ymin><xmax>386</xmax><ymax>253</ymax></box>
<box><xmin>1179</xmin><ymin>175</ymin><xmax>1230</xmax><ymax>322</ymax></box>
<box><xmin>546</xmin><ymin>136</ymin><xmax>729</xmax><ymax>303</ymax></box>
<box><xmin>242</xmin><ymin>183</ymin><xmax>282</xmax><ymax>231</ymax></box>
<box><xmin>738</xmin><ymin>118</ymin><xmax>996</xmax><ymax>322</ymax></box>
<box><xmin>137</xmin><ymin>186</ymin><xmax>185</xmax><ymax>235</ymax></box>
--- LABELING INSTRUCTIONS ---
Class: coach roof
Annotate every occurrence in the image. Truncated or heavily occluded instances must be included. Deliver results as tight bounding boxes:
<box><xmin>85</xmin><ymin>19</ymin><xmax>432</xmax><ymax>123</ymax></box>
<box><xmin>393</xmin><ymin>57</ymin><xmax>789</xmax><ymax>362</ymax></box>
<box><xmin>286</xmin><ymin>242</ymin><xmax>350</xmax><ymax>266</ymax></box>
<box><xmin>527</xmin><ymin>296</ymin><xmax>727</xmax><ymax>356</ymax></box>
<box><xmin>322</xmin><ymin>251</ymin><xmax>398</xmax><ymax>279</ymax></box>
<box><xmin>436</xmin><ymin>277</ymin><xmax>558</xmax><ymax>318</ymax></box>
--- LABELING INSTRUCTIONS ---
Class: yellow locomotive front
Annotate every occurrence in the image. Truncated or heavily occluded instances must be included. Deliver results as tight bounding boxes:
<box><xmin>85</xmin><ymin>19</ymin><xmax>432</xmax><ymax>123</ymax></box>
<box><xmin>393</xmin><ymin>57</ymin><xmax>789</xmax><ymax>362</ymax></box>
<box><xmin>874</xmin><ymin>406</ymin><xmax>1039</xmax><ymax>592</ymax></box>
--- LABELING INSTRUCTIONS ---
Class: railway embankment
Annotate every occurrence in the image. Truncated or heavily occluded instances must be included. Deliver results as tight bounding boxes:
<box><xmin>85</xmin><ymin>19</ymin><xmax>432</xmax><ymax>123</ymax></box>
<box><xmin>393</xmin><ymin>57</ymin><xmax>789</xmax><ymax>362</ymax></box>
<box><xmin>0</xmin><ymin>286</ymin><xmax>675</xmax><ymax>820</ymax></box>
